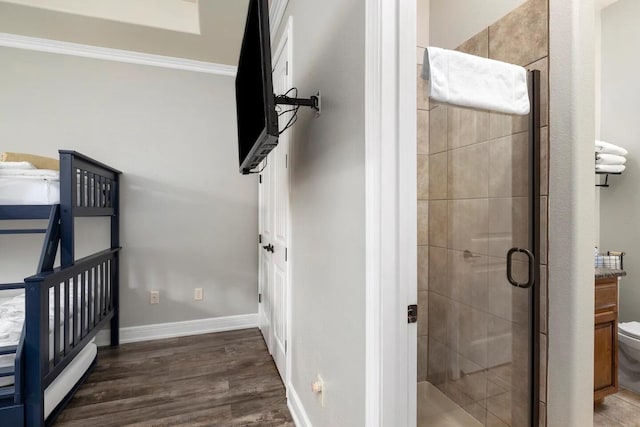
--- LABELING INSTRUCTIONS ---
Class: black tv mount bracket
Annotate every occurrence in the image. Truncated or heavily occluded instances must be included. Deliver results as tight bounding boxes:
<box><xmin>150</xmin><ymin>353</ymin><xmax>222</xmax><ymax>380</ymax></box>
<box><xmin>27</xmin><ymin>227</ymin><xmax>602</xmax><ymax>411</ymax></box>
<box><xmin>274</xmin><ymin>91</ymin><xmax>322</xmax><ymax>117</ymax></box>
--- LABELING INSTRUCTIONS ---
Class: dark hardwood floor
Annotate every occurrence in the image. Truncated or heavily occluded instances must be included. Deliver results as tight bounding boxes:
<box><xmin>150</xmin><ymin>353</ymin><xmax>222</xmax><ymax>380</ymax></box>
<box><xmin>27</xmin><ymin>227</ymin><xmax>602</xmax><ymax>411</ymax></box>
<box><xmin>53</xmin><ymin>328</ymin><xmax>294</xmax><ymax>427</ymax></box>
<box><xmin>594</xmin><ymin>388</ymin><xmax>640</xmax><ymax>426</ymax></box>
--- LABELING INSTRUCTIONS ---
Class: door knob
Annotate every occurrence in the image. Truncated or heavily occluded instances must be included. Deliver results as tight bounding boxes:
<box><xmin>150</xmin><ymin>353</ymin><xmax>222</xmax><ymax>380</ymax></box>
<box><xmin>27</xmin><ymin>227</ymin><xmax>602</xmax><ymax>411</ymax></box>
<box><xmin>506</xmin><ymin>247</ymin><xmax>535</xmax><ymax>288</ymax></box>
<box><xmin>262</xmin><ymin>244</ymin><xmax>274</xmax><ymax>253</ymax></box>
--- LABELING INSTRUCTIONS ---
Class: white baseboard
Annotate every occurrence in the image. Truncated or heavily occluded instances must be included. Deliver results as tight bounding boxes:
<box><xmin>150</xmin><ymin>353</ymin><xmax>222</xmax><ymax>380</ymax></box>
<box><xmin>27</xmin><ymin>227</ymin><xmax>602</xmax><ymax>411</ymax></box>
<box><xmin>287</xmin><ymin>383</ymin><xmax>313</xmax><ymax>427</ymax></box>
<box><xmin>0</xmin><ymin>32</ymin><xmax>237</xmax><ymax>76</ymax></box>
<box><xmin>95</xmin><ymin>313</ymin><xmax>258</xmax><ymax>346</ymax></box>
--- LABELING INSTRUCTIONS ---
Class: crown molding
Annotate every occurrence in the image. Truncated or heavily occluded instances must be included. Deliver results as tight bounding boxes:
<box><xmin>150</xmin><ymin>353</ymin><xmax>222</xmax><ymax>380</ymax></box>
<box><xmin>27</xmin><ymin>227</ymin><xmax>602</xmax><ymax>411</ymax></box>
<box><xmin>0</xmin><ymin>32</ymin><xmax>237</xmax><ymax>76</ymax></box>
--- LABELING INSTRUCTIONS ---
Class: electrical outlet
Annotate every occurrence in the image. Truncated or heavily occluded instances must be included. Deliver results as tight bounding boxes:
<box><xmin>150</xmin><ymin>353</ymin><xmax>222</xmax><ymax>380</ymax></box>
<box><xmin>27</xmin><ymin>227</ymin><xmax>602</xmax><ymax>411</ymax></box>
<box><xmin>150</xmin><ymin>290</ymin><xmax>160</xmax><ymax>304</ymax></box>
<box><xmin>194</xmin><ymin>288</ymin><xmax>204</xmax><ymax>301</ymax></box>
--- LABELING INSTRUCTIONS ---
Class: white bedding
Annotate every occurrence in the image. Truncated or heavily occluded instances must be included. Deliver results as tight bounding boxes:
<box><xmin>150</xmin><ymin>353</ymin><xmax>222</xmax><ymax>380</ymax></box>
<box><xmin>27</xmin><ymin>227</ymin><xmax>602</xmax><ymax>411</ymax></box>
<box><xmin>0</xmin><ymin>290</ymin><xmax>99</xmax><ymax>419</ymax></box>
<box><xmin>0</xmin><ymin>294</ymin><xmax>24</xmax><ymax>355</ymax></box>
<box><xmin>0</xmin><ymin>162</ymin><xmax>36</xmax><ymax>170</ymax></box>
<box><xmin>0</xmin><ymin>169</ymin><xmax>58</xmax><ymax>178</ymax></box>
<box><xmin>0</xmin><ymin>285</ymin><xmax>101</xmax><ymax>378</ymax></box>
<box><xmin>0</xmin><ymin>293</ymin><xmax>55</xmax><ymax>385</ymax></box>
<box><xmin>0</xmin><ymin>170</ymin><xmax>60</xmax><ymax>205</ymax></box>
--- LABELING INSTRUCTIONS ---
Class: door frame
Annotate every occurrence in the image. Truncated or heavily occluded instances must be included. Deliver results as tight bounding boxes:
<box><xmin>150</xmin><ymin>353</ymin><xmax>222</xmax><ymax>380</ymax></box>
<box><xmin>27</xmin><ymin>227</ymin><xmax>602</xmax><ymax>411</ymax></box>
<box><xmin>366</xmin><ymin>1</ymin><xmax>597</xmax><ymax>426</ymax></box>
<box><xmin>364</xmin><ymin>0</ymin><xmax>417</xmax><ymax>426</ymax></box>
<box><xmin>271</xmin><ymin>15</ymin><xmax>294</xmax><ymax>391</ymax></box>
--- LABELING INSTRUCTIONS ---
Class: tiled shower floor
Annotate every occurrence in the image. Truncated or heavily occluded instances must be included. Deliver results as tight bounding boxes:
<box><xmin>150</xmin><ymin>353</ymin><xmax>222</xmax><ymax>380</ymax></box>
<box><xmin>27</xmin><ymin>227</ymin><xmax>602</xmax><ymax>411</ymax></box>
<box><xmin>418</xmin><ymin>382</ymin><xmax>483</xmax><ymax>427</ymax></box>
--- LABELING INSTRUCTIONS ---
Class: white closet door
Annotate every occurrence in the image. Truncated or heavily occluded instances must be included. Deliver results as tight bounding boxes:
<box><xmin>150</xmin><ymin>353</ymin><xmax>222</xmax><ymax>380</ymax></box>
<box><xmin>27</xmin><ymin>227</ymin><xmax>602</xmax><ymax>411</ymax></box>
<box><xmin>270</xmin><ymin>40</ymin><xmax>290</xmax><ymax>380</ymax></box>
<box><xmin>258</xmin><ymin>34</ymin><xmax>291</xmax><ymax>383</ymax></box>
<box><xmin>258</xmin><ymin>154</ymin><xmax>274</xmax><ymax>352</ymax></box>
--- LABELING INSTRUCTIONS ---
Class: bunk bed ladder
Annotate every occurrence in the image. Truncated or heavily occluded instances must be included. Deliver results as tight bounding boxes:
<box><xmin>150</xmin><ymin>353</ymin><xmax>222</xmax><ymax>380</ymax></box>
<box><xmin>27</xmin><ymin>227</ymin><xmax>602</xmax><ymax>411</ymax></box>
<box><xmin>36</xmin><ymin>206</ymin><xmax>60</xmax><ymax>274</ymax></box>
<box><xmin>0</xmin><ymin>330</ymin><xmax>25</xmax><ymax>425</ymax></box>
<box><xmin>0</xmin><ymin>326</ymin><xmax>24</xmax><ymax>423</ymax></box>
<box><xmin>0</xmin><ymin>205</ymin><xmax>60</xmax><ymax>283</ymax></box>
<box><xmin>0</xmin><ymin>204</ymin><xmax>60</xmax><ymax>423</ymax></box>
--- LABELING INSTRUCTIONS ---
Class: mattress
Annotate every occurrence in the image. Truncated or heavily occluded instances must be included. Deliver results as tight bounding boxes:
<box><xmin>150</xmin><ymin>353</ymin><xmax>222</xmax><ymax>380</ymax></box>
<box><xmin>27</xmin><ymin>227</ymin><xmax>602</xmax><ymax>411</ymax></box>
<box><xmin>0</xmin><ymin>285</ymin><xmax>100</xmax><ymax>381</ymax></box>
<box><xmin>0</xmin><ymin>294</ymin><xmax>23</xmax><ymax>374</ymax></box>
<box><xmin>0</xmin><ymin>290</ymin><xmax>99</xmax><ymax>419</ymax></box>
<box><xmin>44</xmin><ymin>341</ymin><xmax>96</xmax><ymax>419</ymax></box>
<box><xmin>0</xmin><ymin>171</ymin><xmax>60</xmax><ymax>205</ymax></box>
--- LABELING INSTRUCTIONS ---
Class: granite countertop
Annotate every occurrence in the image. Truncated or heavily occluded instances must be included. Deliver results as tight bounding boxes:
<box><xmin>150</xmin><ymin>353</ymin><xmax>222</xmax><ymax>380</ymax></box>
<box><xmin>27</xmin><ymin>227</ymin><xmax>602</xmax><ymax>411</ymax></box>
<box><xmin>595</xmin><ymin>268</ymin><xmax>627</xmax><ymax>279</ymax></box>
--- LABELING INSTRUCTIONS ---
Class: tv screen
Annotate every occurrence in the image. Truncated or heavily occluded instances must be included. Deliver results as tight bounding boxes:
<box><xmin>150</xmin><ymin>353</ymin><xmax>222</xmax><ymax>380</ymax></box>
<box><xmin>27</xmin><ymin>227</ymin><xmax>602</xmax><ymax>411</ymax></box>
<box><xmin>235</xmin><ymin>0</ymin><xmax>278</xmax><ymax>175</ymax></box>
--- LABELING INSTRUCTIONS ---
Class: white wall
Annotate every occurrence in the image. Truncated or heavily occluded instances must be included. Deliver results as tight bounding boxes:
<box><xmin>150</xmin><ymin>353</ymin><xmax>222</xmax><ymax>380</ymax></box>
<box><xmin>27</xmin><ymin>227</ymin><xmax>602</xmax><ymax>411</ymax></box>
<box><xmin>273</xmin><ymin>1</ymin><xmax>366</xmax><ymax>425</ymax></box>
<box><xmin>429</xmin><ymin>0</ymin><xmax>527</xmax><ymax>49</ymax></box>
<box><xmin>595</xmin><ymin>9</ymin><xmax>602</xmax><ymax>247</ymax></box>
<box><xmin>416</xmin><ymin>0</ymin><xmax>429</xmax><ymax>65</ymax></box>
<box><xmin>548</xmin><ymin>0</ymin><xmax>596</xmax><ymax>425</ymax></box>
<box><xmin>0</xmin><ymin>47</ymin><xmax>259</xmax><ymax>328</ymax></box>
<box><xmin>594</xmin><ymin>0</ymin><xmax>620</xmax><ymax>247</ymax></box>
<box><xmin>599</xmin><ymin>0</ymin><xmax>640</xmax><ymax>323</ymax></box>
<box><xmin>417</xmin><ymin>0</ymin><xmax>430</xmax><ymax>48</ymax></box>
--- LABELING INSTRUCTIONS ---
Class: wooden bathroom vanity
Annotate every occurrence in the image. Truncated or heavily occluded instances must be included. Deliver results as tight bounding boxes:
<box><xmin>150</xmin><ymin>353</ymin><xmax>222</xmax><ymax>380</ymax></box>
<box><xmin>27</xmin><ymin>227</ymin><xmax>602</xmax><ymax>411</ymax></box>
<box><xmin>594</xmin><ymin>269</ymin><xmax>626</xmax><ymax>403</ymax></box>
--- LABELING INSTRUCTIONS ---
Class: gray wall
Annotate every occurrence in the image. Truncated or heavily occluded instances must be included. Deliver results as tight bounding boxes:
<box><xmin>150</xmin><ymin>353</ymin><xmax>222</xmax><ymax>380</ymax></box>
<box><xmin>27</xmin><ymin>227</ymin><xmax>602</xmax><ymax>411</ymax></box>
<box><xmin>0</xmin><ymin>0</ymin><xmax>248</xmax><ymax>65</ymax></box>
<box><xmin>274</xmin><ymin>0</ymin><xmax>366</xmax><ymax>425</ymax></box>
<box><xmin>429</xmin><ymin>0</ymin><xmax>527</xmax><ymax>49</ymax></box>
<box><xmin>0</xmin><ymin>47</ymin><xmax>259</xmax><ymax>327</ymax></box>
<box><xmin>600</xmin><ymin>0</ymin><xmax>640</xmax><ymax>323</ymax></box>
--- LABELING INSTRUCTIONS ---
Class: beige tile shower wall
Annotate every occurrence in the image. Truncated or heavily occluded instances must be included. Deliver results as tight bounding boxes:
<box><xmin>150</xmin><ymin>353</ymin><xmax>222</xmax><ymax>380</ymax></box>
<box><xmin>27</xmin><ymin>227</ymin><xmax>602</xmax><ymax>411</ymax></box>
<box><xmin>417</xmin><ymin>120</ymin><xmax>429</xmax><ymax>384</ymax></box>
<box><xmin>416</xmin><ymin>0</ymin><xmax>550</xmax><ymax>424</ymax></box>
<box><xmin>417</xmin><ymin>0</ymin><xmax>430</xmax><ymax>383</ymax></box>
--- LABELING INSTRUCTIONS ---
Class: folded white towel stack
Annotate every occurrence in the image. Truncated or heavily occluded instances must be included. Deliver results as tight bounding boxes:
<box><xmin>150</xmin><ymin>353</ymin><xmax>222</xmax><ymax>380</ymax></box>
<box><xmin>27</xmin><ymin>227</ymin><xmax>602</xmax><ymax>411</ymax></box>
<box><xmin>421</xmin><ymin>47</ymin><xmax>530</xmax><ymax>116</ymax></box>
<box><xmin>595</xmin><ymin>164</ymin><xmax>626</xmax><ymax>173</ymax></box>
<box><xmin>596</xmin><ymin>153</ymin><xmax>626</xmax><ymax>165</ymax></box>
<box><xmin>594</xmin><ymin>140</ymin><xmax>628</xmax><ymax>176</ymax></box>
<box><xmin>595</xmin><ymin>140</ymin><xmax>628</xmax><ymax>156</ymax></box>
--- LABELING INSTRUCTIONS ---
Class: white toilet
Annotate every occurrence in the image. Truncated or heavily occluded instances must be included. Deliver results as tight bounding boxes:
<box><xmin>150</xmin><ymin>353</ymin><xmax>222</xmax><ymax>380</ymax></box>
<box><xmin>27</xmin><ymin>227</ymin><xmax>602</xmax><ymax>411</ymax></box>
<box><xmin>618</xmin><ymin>321</ymin><xmax>640</xmax><ymax>394</ymax></box>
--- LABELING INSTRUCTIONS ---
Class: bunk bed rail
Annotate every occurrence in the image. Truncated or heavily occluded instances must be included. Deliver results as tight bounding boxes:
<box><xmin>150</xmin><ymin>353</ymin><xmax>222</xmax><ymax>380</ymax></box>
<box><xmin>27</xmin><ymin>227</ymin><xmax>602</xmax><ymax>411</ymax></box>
<box><xmin>60</xmin><ymin>150</ymin><xmax>121</xmax><ymax>216</ymax></box>
<box><xmin>22</xmin><ymin>247</ymin><xmax>120</xmax><ymax>425</ymax></box>
<box><xmin>59</xmin><ymin>150</ymin><xmax>122</xmax><ymax>268</ymax></box>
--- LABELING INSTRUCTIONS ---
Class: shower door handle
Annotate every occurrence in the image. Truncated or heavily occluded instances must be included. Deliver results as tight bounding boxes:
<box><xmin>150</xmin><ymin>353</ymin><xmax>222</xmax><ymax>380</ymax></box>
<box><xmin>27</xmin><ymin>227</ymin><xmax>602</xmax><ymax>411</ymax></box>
<box><xmin>506</xmin><ymin>247</ymin><xmax>535</xmax><ymax>289</ymax></box>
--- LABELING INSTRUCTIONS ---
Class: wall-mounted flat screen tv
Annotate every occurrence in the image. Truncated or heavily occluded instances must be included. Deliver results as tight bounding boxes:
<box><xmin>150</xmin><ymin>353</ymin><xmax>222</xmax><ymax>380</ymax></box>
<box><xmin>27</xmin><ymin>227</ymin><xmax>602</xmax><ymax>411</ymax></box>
<box><xmin>235</xmin><ymin>0</ymin><xmax>278</xmax><ymax>175</ymax></box>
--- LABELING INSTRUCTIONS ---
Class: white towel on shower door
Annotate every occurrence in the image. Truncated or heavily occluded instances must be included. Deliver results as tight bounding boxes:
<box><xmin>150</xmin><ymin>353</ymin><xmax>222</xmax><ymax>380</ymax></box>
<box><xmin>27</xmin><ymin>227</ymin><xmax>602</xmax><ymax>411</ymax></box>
<box><xmin>421</xmin><ymin>47</ymin><xmax>530</xmax><ymax>116</ymax></box>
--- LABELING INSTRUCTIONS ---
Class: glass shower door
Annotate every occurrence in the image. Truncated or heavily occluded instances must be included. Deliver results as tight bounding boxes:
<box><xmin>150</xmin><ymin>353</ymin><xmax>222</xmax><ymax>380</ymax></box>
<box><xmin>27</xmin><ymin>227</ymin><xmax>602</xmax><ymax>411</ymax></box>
<box><xmin>418</xmin><ymin>71</ymin><xmax>540</xmax><ymax>427</ymax></box>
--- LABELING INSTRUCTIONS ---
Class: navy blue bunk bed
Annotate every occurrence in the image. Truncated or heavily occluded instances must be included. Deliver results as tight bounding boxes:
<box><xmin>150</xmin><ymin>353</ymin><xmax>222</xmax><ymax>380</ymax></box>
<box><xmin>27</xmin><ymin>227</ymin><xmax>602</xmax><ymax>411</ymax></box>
<box><xmin>0</xmin><ymin>151</ymin><xmax>121</xmax><ymax>426</ymax></box>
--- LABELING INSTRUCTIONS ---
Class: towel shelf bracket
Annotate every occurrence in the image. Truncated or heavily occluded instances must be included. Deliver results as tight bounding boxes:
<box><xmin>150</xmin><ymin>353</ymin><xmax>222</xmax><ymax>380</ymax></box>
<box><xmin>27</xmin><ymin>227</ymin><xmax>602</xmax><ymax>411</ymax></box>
<box><xmin>596</xmin><ymin>171</ymin><xmax>622</xmax><ymax>188</ymax></box>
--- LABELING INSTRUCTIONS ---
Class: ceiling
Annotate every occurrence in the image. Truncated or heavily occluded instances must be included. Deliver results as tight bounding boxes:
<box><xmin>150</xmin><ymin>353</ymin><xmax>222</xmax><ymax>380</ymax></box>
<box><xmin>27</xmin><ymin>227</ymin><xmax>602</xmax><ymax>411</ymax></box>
<box><xmin>0</xmin><ymin>0</ymin><xmax>202</xmax><ymax>34</ymax></box>
<box><xmin>0</xmin><ymin>0</ymin><xmax>250</xmax><ymax>65</ymax></box>
<box><xmin>598</xmin><ymin>0</ymin><xmax>620</xmax><ymax>10</ymax></box>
